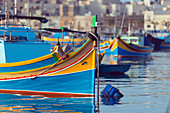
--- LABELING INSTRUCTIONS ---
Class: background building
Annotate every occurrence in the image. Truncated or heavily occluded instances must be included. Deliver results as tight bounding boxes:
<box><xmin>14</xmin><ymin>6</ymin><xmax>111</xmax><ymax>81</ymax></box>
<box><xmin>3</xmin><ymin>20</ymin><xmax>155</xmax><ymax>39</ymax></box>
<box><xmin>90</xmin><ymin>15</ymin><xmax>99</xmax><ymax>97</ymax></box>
<box><xmin>1</xmin><ymin>0</ymin><xmax>170</xmax><ymax>32</ymax></box>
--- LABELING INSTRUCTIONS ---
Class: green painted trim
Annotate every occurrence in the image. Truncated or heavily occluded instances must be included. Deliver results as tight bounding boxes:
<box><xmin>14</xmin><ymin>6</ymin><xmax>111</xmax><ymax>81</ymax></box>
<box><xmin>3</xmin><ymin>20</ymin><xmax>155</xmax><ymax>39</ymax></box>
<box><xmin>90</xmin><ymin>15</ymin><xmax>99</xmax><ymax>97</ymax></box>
<box><xmin>52</xmin><ymin>53</ymin><xmax>59</xmax><ymax>62</ymax></box>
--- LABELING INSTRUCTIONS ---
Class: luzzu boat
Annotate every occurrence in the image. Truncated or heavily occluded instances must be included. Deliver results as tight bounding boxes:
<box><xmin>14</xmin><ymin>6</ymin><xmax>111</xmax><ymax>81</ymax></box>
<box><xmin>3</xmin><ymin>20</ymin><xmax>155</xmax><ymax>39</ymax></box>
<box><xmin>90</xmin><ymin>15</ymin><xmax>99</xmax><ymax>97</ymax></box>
<box><xmin>41</xmin><ymin>28</ymin><xmax>87</xmax><ymax>48</ymax></box>
<box><xmin>159</xmin><ymin>42</ymin><xmax>170</xmax><ymax>49</ymax></box>
<box><xmin>100</xmin><ymin>37</ymin><xmax>154</xmax><ymax>57</ymax></box>
<box><xmin>146</xmin><ymin>34</ymin><xmax>165</xmax><ymax>51</ymax></box>
<box><xmin>0</xmin><ymin>27</ymin><xmax>52</xmax><ymax>63</ymax></box>
<box><xmin>146</xmin><ymin>33</ymin><xmax>170</xmax><ymax>51</ymax></box>
<box><xmin>0</xmin><ymin>32</ymin><xmax>97</xmax><ymax>98</ymax></box>
<box><xmin>0</xmin><ymin>15</ymin><xmax>53</xmax><ymax>63</ymax></box>
<box><xmin>41</xmin><ymin>35</ymin><xmax>86</xmax><ymax>48</ymax></box>
<box><xmin>100</xmin><ymin>40</ymin><xmax>110</xmax><ymax>47</ymax></box>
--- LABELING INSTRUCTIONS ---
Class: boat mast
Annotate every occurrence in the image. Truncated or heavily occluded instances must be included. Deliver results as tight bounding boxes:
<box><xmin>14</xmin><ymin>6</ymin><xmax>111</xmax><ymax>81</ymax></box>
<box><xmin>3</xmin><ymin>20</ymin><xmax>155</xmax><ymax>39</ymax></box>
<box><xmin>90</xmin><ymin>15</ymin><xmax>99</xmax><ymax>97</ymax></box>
<box><xmin>5</xmin><ymin>0</ymin><xmax>8</xmax><ymax>26</ymax></box>
<box><xmin>14</xmin><ymin>0</ymin><xmax>17</xmax><ymax>15</ymax></box>
<box><xmin>12</xmin><ymin>0</ymin><xmax>17</xmax><ymax>26</ymax></box>
<box><xmin>120</xmin><ymin>6</ymin><xmax>126</xmax><ymax>35</ymax></box>
<box><xmin>27</xmin><ymin>0</ymin><xmax>29</xmax><ymax>26</ymax></box>
<box><xmin>128</xmin><ymin>21</ymin><xmax>131</xmax><ymax>36</ymax></box>
<box><xmin>92</xmin><ymin>15</ymin><xmax>100</xmax><ymax>113</ymax></box>
<box><xmin>114</xmin><ymin>12</ymin><xmax>117</xmax><ymax>38</ymax></box>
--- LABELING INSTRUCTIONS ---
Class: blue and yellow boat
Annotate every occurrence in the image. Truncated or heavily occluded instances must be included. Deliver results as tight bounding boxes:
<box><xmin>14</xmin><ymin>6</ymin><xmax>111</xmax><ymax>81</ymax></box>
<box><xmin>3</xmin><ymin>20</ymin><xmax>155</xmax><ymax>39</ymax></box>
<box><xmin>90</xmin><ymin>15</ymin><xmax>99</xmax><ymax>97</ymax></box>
<box><xmin>159</xmin><ymin>42</ymin><xmax>170</xmax><ymax>49</ymax></box>
<box><xmin>100</xmin><ymin>37</ymin><xmax>154</xmax><ymax>57</ymax></box>
<box><xmin>146</xmin><ymin>33</ymin><xmax>170</xmax><ymax>51</ymax></box>
<box><xmin>0</xmin><ymin>16</ymin><xmax>53</xmax><ymax>63</ymax></box>
<box><xmin>0</xmin><ymin>32</ymin><xmax>97</xmax><ymax>98</ymax></box>
<box><xmin>40</xmin><ymin>28</ymin><xmax>88</xmax><ymax>48</ymax></box>
<box><xmin>41</xmin><ymin>36</ymin><xmax>86</xmax><ymax>48</ymax></box>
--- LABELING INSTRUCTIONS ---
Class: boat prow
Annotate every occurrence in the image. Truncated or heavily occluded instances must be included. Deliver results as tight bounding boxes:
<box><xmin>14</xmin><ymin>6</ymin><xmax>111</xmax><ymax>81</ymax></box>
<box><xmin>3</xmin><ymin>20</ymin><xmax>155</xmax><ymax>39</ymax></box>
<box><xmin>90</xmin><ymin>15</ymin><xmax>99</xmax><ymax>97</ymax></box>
<box><xmin>109</xmin><ymin>37</ymin><xmax>153</xmax><ymax>57</ymax></box>
<box><xmin>0</xmin><ymin>32</ymin><xmax>98</xmax><ymax>98</ymax></box>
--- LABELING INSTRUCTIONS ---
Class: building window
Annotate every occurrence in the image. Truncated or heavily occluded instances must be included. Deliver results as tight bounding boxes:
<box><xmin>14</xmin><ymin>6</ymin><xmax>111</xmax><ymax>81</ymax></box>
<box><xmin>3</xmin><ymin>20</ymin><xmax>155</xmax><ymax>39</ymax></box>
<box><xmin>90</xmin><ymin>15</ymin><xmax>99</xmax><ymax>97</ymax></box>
<box><xmin>146</xmin><ymin>15</ymin><xmax>151</xmax><ymax>21</ymax></box>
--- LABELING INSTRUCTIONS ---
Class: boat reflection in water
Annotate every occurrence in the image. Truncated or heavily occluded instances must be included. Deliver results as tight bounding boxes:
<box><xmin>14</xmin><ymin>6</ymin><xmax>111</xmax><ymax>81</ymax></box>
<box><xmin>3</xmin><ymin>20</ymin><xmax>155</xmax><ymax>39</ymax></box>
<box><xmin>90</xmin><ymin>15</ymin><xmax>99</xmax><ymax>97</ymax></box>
<box><xmin>0</xmin><ymin>93</ymin><xmax>95</xmax><ymax>112</ymax></box>
<box><xmin>100</xmin><ymin>54</ymin><xmax>132</xmax><ymax>75</ymax></box>
<box><xmin>102</xmin><ymin>54</ymin><xmax>153</xmax><ymax>65</ymax></box>
<box><xmin>101</xmin><ymin>96</ymin><xmax>122</xmax><ymax>105</ymax></box>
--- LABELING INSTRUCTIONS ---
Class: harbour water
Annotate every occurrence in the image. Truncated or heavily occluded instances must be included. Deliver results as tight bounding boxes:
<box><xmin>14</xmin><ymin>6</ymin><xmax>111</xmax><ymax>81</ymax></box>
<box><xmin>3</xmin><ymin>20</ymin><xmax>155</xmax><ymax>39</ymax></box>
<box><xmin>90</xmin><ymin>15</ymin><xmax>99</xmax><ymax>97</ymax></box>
<box><xmin>98</xmin><ymin>50</ymin><xmax>170</xmax><ymax>113</ymax></box>
<box><xmin>0</xmin><ymin>50</ymin><xmax>169</xmax><ymax>113</ymax></box>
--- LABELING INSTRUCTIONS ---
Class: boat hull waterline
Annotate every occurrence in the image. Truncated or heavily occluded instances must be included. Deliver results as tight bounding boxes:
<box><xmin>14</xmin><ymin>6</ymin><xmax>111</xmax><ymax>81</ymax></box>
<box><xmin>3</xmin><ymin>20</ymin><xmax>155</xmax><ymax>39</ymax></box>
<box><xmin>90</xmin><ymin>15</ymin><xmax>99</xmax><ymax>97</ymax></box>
<box><xmin>100</xmin><ymin>37</ymin><xmax>153</xmax><ymax>57</ymax></box>
<box><xmin>0</xmin><ymin>32</ymin><xmax>97</xmax><ymax>98</ymax></box>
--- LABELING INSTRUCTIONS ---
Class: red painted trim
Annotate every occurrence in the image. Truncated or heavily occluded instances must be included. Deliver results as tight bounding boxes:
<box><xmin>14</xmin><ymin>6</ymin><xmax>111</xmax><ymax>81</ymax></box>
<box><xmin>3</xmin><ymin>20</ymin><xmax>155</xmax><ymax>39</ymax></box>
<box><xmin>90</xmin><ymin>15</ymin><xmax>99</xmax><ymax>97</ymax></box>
<box><xmin>118</xmin><ymin>38</ymin><xmax>152</xmax><ymax>53</ymax></box>
<box><xmin>0</xmin><ymin>47</ymin><xmax>95</xmax><ymax>80</ymax></box>
<box><xmin>0</xmin><ymin>75</ymin><xmax>37</xmax><ymax>80</ymax></box>
<box><xmin>39</xmin><ymin>47</ymin><xmax>95</xmax><ymax>75</ymax></box>
<box><xmin>0</xmin><ymin>89</ymin><xmax>94</xmax><ymax>98</ymax></box>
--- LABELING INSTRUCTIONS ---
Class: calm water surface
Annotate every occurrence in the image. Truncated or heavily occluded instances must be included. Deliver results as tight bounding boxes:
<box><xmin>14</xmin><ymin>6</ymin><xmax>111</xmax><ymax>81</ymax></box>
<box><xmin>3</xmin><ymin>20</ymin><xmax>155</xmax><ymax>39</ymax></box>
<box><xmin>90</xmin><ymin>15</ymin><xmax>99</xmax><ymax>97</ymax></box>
<box><xmin>0</xmin><ymin>51</ymin><xmax>170</xmax><ymax>113</ymax></box>
<box><xmin>98</xmin><ymin>51</ymin><xmax>170</xmax><ymax>113</ymax></box>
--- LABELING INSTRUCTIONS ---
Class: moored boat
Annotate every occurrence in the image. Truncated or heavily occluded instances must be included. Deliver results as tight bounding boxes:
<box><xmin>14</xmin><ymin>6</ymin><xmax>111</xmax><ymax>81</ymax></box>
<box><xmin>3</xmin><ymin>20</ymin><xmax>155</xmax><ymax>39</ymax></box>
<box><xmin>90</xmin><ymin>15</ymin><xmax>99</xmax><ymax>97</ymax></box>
<box><xmin>41</xmin><ymin>35</ymin><xmax>86</xmax><ymax>48</ymax></box>
<box><xmin>0</xmin><ymin>15</ymin><xmax>53</xmax><ymax>63</ymax></box>
<box><xmin>159</xmin><ymin>42</ymin><xmax>170</xmax><ymax>50</ymax></box>
<box><xmin>41</xmin><ymin>28</ymin><xmax>88</xmax><ymax>48</ymax></box>
<box><xmin>146</xmin><ymin>33</ymin><xmax>170</xmax><ymax>50</ymax></box>
<box><xmin>146</xmin><ymin>34</ymin><xmax>165</xmax><ymax>51</ymax></box>
<box><xmin>0</xmin><ymin>32</ymin><xmax>97</xmax><ymax>98</ymax></box>
<box><xmin>100</xmin><ymin>36</ymin><xmax>153</xmax><ymax>57</ymax></box>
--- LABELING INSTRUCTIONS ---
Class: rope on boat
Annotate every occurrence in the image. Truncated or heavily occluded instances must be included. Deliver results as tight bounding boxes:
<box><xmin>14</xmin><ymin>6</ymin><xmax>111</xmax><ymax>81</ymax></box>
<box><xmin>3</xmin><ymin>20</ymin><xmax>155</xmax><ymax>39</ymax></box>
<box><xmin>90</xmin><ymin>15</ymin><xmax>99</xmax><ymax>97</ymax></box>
<box><xmin>31</xmin><ymin>32</ymin><xmax>90</xmax><ymax>79</ymax></box>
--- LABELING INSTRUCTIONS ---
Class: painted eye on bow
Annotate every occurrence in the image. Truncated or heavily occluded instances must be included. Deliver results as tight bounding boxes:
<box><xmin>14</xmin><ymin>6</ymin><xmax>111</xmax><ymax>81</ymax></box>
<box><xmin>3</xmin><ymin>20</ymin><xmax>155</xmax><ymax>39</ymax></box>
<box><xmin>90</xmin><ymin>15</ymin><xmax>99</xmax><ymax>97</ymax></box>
<box><xmin>82</xmin><ymin>62</ymin><xmax>87</xmax><ymax>65</ymax></box>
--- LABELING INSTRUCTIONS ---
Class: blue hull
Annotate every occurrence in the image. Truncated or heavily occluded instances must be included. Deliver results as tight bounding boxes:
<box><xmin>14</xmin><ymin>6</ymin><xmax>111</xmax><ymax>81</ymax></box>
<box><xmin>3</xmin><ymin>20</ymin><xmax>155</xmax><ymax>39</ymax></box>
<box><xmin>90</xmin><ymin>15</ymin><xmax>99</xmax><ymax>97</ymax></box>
<box><xmin>101</xmin><ymin>47</ymin><xmax>151</xmax><ymax>56</ymax></box>
<box><xmin>0</xmin><ymin>26</ymin><xmax>53</xmax><ymax>63</ymax></box>
<box><xmin>112</xmin><ymin>47</ymin><xmax>151</xmax><ymax>56</ymax></box>
<box><xmin>0</xmin><ymin>41</ymin><xmax>52</xmax><ymax>63</ymax></box>
<box><xmin>0</xmin><ymin>69</ymin><xmax>95</xmax><ymax>96</ymax></box>
<box><xmin>159</xmin><ymin>42</ymin><xmax>170</xmax><ymax>49</ymax></box>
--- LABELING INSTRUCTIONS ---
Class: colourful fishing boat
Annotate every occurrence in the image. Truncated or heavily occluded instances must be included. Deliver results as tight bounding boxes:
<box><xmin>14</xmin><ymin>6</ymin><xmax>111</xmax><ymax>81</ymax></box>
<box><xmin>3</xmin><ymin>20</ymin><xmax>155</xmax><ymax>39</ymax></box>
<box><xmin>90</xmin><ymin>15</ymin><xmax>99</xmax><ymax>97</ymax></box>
<box><xmin>41</xmin><ymin>28</ymin><xmax>87</xmax><ymax>48</ymax></box>
<box><xmin>100</xmin><ymin>40</ymin><xmax>110</xmax><ymax>47</ymax></box>
<box><xmin>159</xmin><ymin>42</ymin><xmax>170</xmax><ymax>50</ymax></box>
<box><xmin>100</xmin><ymin>37</ymin><xmax>153</xmax><ymax>57</ymax></box>
<box><xmin>0</xmin><ymin>15</ymin><xmax>53</xmax><ymax>63</ymax></box>
<box><xmin>100</xmin><ymin>35</ymin><xmax>145</xmax><ymax>48</ymax></box>
<box><xmin>120</xmin><ymin>35</ymin><xmax>145</xmax><ymax>46</ymax></box>
<box><xmin>0</xmin><ymin>32</ymin><xmax>97</xmax><ymax>98</ymax></box>
<box><xmin>146</xmin><ymin>34</ymin><xmax>165</xmax><ymax>51</ymax></box>
<box><xmin>41</xmin><ymin>35</ymin><xmax>86</xmax><ymax>48</ymax></box>
<box><xmin>0</xmin><ymin>29</ymin><xmax>52</xmax><ymax>63</ymax></box>
<box><xmin>146</xmin><ymin>33</ymin><xmax>170</xmax><ymax>51</ymax></box>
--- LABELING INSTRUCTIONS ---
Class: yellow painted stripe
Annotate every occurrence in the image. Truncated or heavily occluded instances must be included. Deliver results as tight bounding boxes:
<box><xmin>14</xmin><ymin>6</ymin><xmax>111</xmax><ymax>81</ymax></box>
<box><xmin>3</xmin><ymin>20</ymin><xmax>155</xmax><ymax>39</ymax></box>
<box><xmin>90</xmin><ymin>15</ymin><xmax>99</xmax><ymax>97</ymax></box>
<box><xmin>100</xmin><ymin>45</ymin><xmax>108</xmax><ymax>49</ymax></box>
<box><xmin>110</xmin><ymin>38</ymin><xmax>151</xmax><ymax>52</ymax></box>
<box><xmin>41</xmin><ymin>36</ymin><xmax>86</xmax><ymax>42</ymax></box>
<box><xmin>44</xmin><ymin>49</ymin><xmax>96</xmax><ymax>76</ymax></box>
<box><xmin>0</xmin><ymin>64</ymin><xmax>53</xmax><ymax>75</ymax></box>
<box><xmin>0</xmin><ymin>54</ymin><xmax>53</xmax><ymax>67</ymax></box>
<box><xmin>1</xmin><ymin>45</ymin><xmax>95</xmax><ymax>75</ymax></box>
<box><xmin>100</xmin><ymin>40</ymin><xmax>109</xmax><ymax>46</ymax></box>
